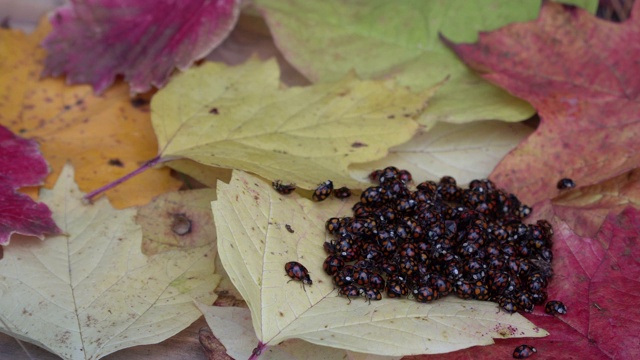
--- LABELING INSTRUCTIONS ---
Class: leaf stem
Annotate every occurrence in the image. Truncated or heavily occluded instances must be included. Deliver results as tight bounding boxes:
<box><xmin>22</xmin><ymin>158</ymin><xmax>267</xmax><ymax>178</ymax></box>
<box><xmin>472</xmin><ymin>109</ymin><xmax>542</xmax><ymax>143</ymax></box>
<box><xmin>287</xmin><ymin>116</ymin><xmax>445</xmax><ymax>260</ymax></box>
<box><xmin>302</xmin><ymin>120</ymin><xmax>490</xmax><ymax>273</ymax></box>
<box><xmin>83</xmin><ymin>155</ymin><xmax>165</xmax><ymax>203</ymax></box>
<box><xmin>248</xmin><ymin>341</ymin><xmax>267</xmax><ymax>360</ymax></box>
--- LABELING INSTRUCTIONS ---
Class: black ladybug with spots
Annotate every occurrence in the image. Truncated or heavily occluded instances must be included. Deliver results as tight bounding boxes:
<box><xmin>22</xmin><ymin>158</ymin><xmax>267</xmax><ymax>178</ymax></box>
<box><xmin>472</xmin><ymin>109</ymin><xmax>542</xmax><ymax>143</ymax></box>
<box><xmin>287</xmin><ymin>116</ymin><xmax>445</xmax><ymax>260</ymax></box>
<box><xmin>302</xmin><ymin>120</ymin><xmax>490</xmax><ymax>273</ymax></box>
<box><xmin>285</xmin><ymin>261</ymin><xmax>312</xmax><ymax>290</ymax></box>
<box><xmin>545</xmin><ymin>300</ymin><xmax>567</xmax><ymax>315</ymax></box>
<box><xmin>513</xmin><ymin>344</ymin><xmax>536</xmax><ymax>359</ymax></box>
<box><xmin>313</xmin><ymin>180</ymin><xmax>334</xmax><ymax>201</ymax></box>
<box><xmin>557</xmin><ymin>177</ymin><xmax>576</xmax><ymax>190</ymax></box>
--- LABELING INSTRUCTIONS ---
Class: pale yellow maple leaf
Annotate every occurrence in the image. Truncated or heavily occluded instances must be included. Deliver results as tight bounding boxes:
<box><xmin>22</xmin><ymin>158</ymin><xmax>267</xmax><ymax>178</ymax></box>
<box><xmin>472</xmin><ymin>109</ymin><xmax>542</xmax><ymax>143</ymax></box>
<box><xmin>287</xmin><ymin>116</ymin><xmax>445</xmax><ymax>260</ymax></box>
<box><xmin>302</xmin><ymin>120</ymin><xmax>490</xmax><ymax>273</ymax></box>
<box><xmin>196</xmin><ymin>304</ymin><xmax>401</xmax><ymax>360</ymax></box>
<box><xmin>212</xmin><ymin>171</ymin><xmax>548</xmax><ymax>356</ymax></box>
<box><xmin>350</xmin><ymin>121</ymin><xmax>534</xmax><ymax>185</ymax></box>
<box><xmin>0</xmin><ymin>164</ymin><xmax>220</xmax><ymax>360</ymax></box>
<box><xmin>152</xmin><ymin>58</ymin><xmax>438</xmax><ymax>189</ymax></box>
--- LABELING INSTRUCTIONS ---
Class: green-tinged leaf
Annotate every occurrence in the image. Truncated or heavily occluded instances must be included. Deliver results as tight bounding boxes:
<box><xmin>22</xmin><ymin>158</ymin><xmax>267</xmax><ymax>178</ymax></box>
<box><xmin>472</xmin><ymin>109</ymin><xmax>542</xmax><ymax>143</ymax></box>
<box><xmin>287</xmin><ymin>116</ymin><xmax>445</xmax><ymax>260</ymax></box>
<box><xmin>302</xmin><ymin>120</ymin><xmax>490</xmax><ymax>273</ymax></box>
<box><xmin>350</xmin><ymin>120</ymin><xmax>533</xmax><ymax>185</ymax></box>
<box><xmin>152</xmin><ymin>59</ymin><xmax>436</xmax><ymax>189</ymax></box>
<box><xmin>0</xmin><ymin>164</ymin><xmax>220</xmax><ymax>360</ymax></box>
<box><xmin>212</xmin><ymin>171</ymin><xmax>547</xmax><ymax>356</ymax></box>
<box><xmin>255</xmin><ymin>0</ymin><xmax>596</xmax><ymax>124</ymax></box>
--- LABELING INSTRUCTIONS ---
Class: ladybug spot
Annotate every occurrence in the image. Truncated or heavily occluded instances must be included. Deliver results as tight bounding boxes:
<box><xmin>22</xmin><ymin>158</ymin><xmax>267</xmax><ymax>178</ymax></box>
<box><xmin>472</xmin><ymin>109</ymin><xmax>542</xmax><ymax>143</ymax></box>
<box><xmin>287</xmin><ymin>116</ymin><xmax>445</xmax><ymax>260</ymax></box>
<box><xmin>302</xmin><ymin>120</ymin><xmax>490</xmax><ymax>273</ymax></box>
<box><xmin>171</xmin><ymin>213</ymin><xmax>192</xmax><ymax>235</ymax></box>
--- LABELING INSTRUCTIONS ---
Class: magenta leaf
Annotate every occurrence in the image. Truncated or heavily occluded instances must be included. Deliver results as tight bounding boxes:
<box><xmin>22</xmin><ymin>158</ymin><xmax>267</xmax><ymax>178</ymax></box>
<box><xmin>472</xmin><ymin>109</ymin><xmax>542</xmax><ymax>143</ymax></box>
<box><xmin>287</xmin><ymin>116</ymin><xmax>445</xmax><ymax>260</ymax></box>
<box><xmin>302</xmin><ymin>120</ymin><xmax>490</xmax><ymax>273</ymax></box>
<box><xmin>0</xmin><ymin>125</ymin><xmax>49</xmax><ymax>188</ymax></box>
<box><xmin>0</xmin><ymin>125</ymin><xmax>61</xmax><ymax>245</ymax></box>
<box><xmin>42</xmin><ymin>0</ymin><xmax>241</xmax><ymax>94</ymax></box>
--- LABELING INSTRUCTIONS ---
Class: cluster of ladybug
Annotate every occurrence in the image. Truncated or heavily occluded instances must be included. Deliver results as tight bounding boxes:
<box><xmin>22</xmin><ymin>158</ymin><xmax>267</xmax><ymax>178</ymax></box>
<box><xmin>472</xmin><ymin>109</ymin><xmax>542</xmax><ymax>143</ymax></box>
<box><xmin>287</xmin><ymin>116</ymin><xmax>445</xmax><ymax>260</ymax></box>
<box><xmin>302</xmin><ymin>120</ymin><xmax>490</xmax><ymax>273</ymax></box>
<box><xmin>314</xmin><ymin>166</ymin><xmax>567</xmax><ymax>317</ymax></box>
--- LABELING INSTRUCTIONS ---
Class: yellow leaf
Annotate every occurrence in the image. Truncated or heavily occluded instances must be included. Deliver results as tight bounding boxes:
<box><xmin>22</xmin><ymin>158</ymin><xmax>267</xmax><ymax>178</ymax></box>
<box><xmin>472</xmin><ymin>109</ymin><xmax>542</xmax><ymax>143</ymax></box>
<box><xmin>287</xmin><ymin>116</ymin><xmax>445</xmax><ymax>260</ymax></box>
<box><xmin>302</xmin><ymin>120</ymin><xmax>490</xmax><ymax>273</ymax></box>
<box><xmin>212</xmin><ymin>171</ymin><xmax>547</xmax><ymax>356</ymax></box>
<box><xmin>152</xmin><ymin>58</ymin><xmax>435</xmax><ymax>189</ymax></box>
<box><xmin>350</xmin><ymin>121</ymin><xmax>534</xmax><ymax>185</ymax></box>
<box><xmin>196</xmin><ymin>304</ymin><xmax>401</xmax><ymax>360</ymax></box>
<box><xmin>0</xmin><ymin>20</ymin><xmax>182</xmax><ymax>208</ymax></box>
<box><xmin>0</xmin><ymin>164</ymin><xmax>220</xmax><ymax>360</ymax></box>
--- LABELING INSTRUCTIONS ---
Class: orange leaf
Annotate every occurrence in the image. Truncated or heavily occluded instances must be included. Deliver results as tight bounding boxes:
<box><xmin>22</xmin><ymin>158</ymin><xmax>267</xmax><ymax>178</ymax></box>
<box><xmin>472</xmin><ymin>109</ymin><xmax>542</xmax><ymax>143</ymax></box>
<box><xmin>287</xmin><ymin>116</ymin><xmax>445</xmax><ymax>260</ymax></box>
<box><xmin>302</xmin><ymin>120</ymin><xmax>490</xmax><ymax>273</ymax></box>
<box><xmin>0</xmin><ymin>19</ymin><xmax>182</xmax><ymax>208</ymax></box>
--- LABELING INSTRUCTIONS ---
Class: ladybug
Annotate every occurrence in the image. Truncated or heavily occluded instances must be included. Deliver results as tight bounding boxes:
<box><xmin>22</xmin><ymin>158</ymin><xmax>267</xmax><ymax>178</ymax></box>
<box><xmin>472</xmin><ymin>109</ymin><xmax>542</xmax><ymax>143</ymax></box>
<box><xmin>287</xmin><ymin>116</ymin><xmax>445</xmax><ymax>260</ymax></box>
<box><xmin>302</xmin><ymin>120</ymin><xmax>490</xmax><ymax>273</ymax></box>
<box><xmin>498</xmin><ymin>295</ymin><xmax>518</xmax><ymax>314</ymax></box>
<box><xmin>285</xmin><ymin>261</ymin><xmax>312</xmax><ymax>290</ymax></box>
<box><xmin>513</xmin><ymin>344</ymin><xmax>536</xmax><ymax>359</ymax></box>
<box><xmin>378</xmin><ymin>166</ymin><xmax>399</xmax><ymax>184</ymax></box>
<box><xmin>333</xmin><ymin>266</ymin><xmax>355</xmax><ymax>287</ymax></box>
<box><xmin>557</xmin><ymin>178</ymin><xmax>575</xmax><ymax>190</ymax></box>
<box><xmin>338</xmin><ymin>285</ymin><xmax>362</xmax><ymax>304</ymax></box>
<box><xmin>362</xmin><ymin>287</ymin><xmax>382</xmax><ymax>303</ymax></box>
<box><xmin>545</xmin><ymin>300</ymin><xmax>567</xmax><ymax>315</ymax></box>
<box><xmin>455</xmin><ymin>280</ymin><xmax>474</xmax><ymax>300</ymax></box>
<box><xmin>325</xmin><ymin>217</ymin><xmax>342</xmax><ymax>234</ymax></box>
<box><xmin>368</xmin><ymin>169</ymin><xmax>383</xmax><ymax>183</ymax></box>
<box><xmin>413</xmin><ymin>286</ymin><xmax>438</xmax><ymax>303</ymax></box>
<box><xmin>313</xmin><ymin>180</ymin><xmax>334</xmax><ymax>201</ymax></box>
<box><xmin>368</xmin><ymin>272</ymin><xmax>386</xmax><ymax>290</ymax></box>
<box><xmin>272</xmin><ymin>180</ymin><xmax>296</xmax><ymax>195</ymax></box>
<box><xmin>323</xmin><ymin>255</ymin><xmax>344</xmax><ymax>276</ymax></box>
<box><xmin>360</xmin><ymin>186</ymin><xmax>383</xmax><ymax>205</ymax></box>
<box><xmin>398</xmin><ymin>169</ymin><xmax>412</xmax><ymax>183</ymax></box>
<box><xmin>333</xmin><ymin>186</ymin><xmax>352</xmax><ymax>199</ymax></box>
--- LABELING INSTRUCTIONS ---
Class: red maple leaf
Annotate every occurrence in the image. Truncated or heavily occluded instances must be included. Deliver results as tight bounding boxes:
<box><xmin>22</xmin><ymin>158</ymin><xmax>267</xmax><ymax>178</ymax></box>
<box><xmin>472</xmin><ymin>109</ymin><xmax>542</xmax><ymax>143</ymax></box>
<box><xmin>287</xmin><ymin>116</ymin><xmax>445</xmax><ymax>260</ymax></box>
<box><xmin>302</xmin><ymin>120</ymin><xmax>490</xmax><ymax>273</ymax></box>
<box><xmin>0</xmin><ymin>125</ymin><xmax>61</xmax><ymax>245</ymax></box>
<box><xmin>42</xmin><ymin>0</ymin><xmax>241</xmax><ymax>94</ymax></box>
<box><xmin>410</xmin><ymin>204</ymin><xmax>640</xmax><ymax>359</ymax></box>
<box><xmin>442</xmin><ymin>1</ymin><xmax>640</xmax><ymax>206</ymax></box>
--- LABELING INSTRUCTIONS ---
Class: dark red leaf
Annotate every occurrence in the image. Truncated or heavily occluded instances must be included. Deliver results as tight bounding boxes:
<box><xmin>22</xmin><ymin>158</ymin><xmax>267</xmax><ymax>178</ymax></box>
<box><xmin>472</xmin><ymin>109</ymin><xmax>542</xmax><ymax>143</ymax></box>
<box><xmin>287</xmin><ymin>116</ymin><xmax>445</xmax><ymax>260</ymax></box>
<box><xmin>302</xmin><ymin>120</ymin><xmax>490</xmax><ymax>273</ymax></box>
<box><xmin>0</xmin><ymin>125</ymin><xmax>61</xmax><ymax>244</ymax></box>
<box><xmin>0</xmin><ymin>185</ymin><xmax>61</xmax><ymax>245</ymax></box>
<box><xmin>42</xmin><ymin>0</ymin><xmax>241</xmax><ymax>94</ymax></box>
<box><xmin>0</xmin><ymin>125</ymin><xmax>48</xmax><ymax>188</ymax></box>
<box><xmin>443</xmin><ymin>1</ymin><xmax>640</xmax><ymax>206</ymax></box>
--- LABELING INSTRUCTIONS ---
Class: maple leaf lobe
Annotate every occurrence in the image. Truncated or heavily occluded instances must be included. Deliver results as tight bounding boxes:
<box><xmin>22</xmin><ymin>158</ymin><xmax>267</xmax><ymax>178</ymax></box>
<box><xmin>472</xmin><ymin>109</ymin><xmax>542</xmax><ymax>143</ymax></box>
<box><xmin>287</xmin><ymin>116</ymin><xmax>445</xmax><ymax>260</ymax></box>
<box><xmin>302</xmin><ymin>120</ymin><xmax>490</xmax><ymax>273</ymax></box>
<box><xmin>42</xmin><ymin>0</ymin><xmax>241</xmax><ymax>94</ymax></box>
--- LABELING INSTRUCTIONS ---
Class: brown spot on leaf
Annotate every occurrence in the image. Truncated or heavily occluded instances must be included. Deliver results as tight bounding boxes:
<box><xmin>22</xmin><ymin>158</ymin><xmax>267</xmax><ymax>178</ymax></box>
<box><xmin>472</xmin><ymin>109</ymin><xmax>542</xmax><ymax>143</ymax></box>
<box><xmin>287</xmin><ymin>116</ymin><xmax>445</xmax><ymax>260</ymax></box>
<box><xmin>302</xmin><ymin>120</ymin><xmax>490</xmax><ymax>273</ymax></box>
<box><xmin>285</xmin><ymin>224</ymin><xmax>294</xmax><ymax>233</ymax></box>
<box><xmin>108</xmin><ymin>158</ymin><xmax>124</xmax><ymax>167</ymax></box>
<box><xmin>351</xmin><ymin>141</ymin><xmax>367</xmax><ymax>148</ymax></box>
<box><xmin>171</xmin><ymin>213</ymin><xmax>192</xmax><ymax>235</ymax></box>
<box><xmin>130</xmin><ymin>97</ymin><xmax>149</xmax><ymax>108</ymax></box>
<box><xmin>209</xmin><ymin>107</ymin><xmax>219</xmax><ymax>114</ymax></box>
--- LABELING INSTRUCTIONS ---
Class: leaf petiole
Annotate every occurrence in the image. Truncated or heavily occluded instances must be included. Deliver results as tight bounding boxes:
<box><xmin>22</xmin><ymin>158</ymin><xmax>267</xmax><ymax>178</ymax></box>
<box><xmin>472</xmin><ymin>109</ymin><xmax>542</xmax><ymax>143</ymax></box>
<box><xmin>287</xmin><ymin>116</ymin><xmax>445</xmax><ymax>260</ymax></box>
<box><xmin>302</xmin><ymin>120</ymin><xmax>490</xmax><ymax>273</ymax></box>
<box><xmin>83</xmin><ymin>155</ymin><xmax>167</xmax><ymax>203</ymax></box>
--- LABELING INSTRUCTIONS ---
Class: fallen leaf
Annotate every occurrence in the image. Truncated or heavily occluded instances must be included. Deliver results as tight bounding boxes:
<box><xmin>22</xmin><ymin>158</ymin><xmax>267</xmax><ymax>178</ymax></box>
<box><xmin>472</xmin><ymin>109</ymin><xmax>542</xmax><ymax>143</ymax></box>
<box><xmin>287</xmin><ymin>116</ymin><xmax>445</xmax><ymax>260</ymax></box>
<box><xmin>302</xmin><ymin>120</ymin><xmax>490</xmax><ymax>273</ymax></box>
<box><xmin>0</xmin><ymin>21</ymin><xmax>183</xmax><ymax>208</ymax></box>
<box><xmin>211</xmin><ymin>170</ymin><xmax>546</xmax><ymax>356</ymax></box>
<box><xmin>137</xmin><ymin>188</ymin><xmax>217</xmax><ymax>255</ymax></box>
<box><xmin>551</xmin><ymin>169</ymin><xmax>640</xmax><ymax>238</ymax></box>
<box><xmin>349</xmin><ymin>121</ymin><xmax>533</xmax><ymax>186</ymax></box>
<box><xmin>42</xmin><ymin>0</ymin><xmax>241</xmax><ymax>94</ymax></box>
<box><xmin>414</xmin><ymin>204</ymin><xmax>640</xmax><ymax>359</ymax></box>
<box><xmin>0</xmin><ymin>125</ymin><xmax>61</xmax><ymax>244</ymax></box>
<box><xmin>197</xmin><ymin>304</ymin><xmax>401</xmax><ymax>360</ymax></box>
<box><xmin>445</xmin><ymin>1</ymin><xmax>640</xmax><ymax>205</ymax></box>
<box><xmin>255</xmin><ymin>0</ymin><xmax>595</xmax><ymax>124</ymax></box>
<box><xmin>0</xmin><ymin>164</ymin><xmax>220</xmax><ymax>360</ymax></box>
<box><xmin>152</xmin><ymin>58</ymin><xmax>436</xmax><ymax>189</ymax></box>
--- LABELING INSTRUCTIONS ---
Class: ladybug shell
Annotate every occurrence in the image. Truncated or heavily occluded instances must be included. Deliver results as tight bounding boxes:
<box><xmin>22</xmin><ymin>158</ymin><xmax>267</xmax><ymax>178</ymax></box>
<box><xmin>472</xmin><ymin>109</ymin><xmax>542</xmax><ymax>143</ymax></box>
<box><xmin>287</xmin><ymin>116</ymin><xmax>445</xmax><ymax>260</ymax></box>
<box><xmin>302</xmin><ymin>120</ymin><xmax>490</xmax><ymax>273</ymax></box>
<box><xmin>513</xmin><ymin>344</ymin><xmax>536</xmax><ymax>359</ymax></box>
<box><xmin>545</xmin><ymin>300</ymin><xmax>567</xmax><ymax>315</ymax></box>
<box><xmin>313</xmin><ymin>180</ymin><xmax>334</xmax><ymax>201</ymax></box>
<box><xmin>285</xmin><ymin>261</ymin><xmax>312</xmax><ymax>285</ymax></box>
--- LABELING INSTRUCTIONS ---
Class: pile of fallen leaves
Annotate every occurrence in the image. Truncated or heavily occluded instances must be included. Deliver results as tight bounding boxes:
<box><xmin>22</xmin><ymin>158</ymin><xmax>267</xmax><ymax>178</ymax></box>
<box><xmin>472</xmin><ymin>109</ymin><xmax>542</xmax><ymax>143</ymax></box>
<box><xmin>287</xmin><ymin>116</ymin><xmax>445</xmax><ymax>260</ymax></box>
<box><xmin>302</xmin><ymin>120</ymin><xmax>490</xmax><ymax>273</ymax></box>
<box><xmin>0</xmin><ymin>0</ymin><xmax>639</xmax><ymax>359</ymax></box>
